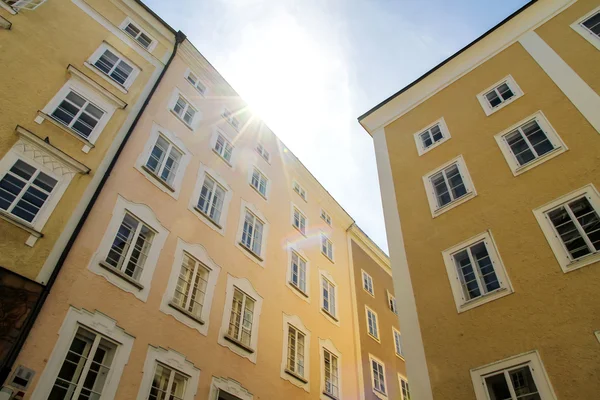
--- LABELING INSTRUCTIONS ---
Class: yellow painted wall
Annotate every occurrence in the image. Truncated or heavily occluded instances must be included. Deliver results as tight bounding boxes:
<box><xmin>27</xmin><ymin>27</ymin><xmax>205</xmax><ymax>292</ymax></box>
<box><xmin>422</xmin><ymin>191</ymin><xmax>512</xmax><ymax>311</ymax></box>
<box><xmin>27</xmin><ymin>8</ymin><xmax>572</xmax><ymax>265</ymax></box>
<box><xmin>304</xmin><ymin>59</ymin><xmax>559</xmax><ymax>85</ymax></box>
<box><xmin>383</xmin><ymin>30</ymin><xmax>600</xmax><ymax>400</ymax></box>
<box><xmin>0</xmin><ymin>0</ymin><xmax>170</xmax><ymax>280</ymax></box>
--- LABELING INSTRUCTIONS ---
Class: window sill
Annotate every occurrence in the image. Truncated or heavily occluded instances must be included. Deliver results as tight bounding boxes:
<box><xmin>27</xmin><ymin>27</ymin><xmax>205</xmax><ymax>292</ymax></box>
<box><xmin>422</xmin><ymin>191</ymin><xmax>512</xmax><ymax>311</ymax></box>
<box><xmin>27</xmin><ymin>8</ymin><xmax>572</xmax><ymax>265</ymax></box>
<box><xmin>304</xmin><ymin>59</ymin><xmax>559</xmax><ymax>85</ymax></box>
<box><xmin>0</xmin><ymin>210</ymin><xmax>43</xmax><ymax>243</ymax></box>
<box><xmin>222</xmin><ymin>116</ymin><xmax>240</xmax><ymax>132</ymax></box>
<box><xmin>0</xmin><ymin>14</ymin><xmax>11</xmax><ymax>29</ymax></box>
<box><xmin>238</xmin><ymin>242</ymin><xmax>264</xmax><ymax>261</ymax></box>
<box><xmin>83</xmin><ymin>62</ymin><xmax>129</xmax><ymax>94</ymax></box>
<box><xmin>168</xmin><ymin>301</ymin><xmax>205</xmax><ymax>324</ymax></box>
<box><xmin>321</xmin><ymin>308</ymin><xmax>338</xmax><ymax>322</ymax></box>
<box><xmin>373</xmin><ymin>388</ymin><xmax>388</xmax><ymax>400</ymax></box>
<box><xmin>0</xmin><ymin>2</ymin><xmax>16</xmax><ymax>15</ymax></box>
<box><xmin>457</xmin><ymin>286</ymin><xmax>512</xmax><ymax>313</ymax></box>
<box><xmin>250</xmin><ymin>184</ymin><xmax>268</xmax><ymax>200</ymax></box>
<box><xmin>141</xmin><ymin>165</ymin><xmax>175</xmax><ymax>192</ymax></box>
<box><xmin>224</xmin><ymin>335</ymin><xmax>255</xmax><ymax>353</ymax></box>
<box><xmin>322</xmin><ymin>391</ymin><xmax>339</xmax><ymax>400</ymax></box>
<box><xmin>363</xmin><ymin>288</ymin><xmax>375</xmax><ymax>298</ymax></box>
<box><xmin>367</xmin><ymin>333</ymin><xmax>381</xmax><ymax>343</ymax></box>
<box><xmin>289</xmin><ymin>282</ymin><xmax>309</xmax><ymax>298</ymax></box>
<box><xmin>293</xmin><ymin>225</ymin><xmax>307</xmax><ymax>236</ymax></box>
<box><xmin>321</xmin><ymin>252</ymin><xmax>334</xmax><ymax>263</ymax></box>
<box><xmin>193</xmin><ymin>206</ymin><xmax>223</xmax><ymax>229</ymax></box>
<box><xmin>511</xmin><ymin>146</ymin><xmax>565</xmax><ymax>177</ymax></box>
<box><xmin>395</xmin><ymin>352</ymin><xmax>405</xmax><ymax>361</ymax></box>
<box><xmin>170</xmin><ymin>109</ymin><xmax>194</xmax><ymax>131</ymax></box>
<box><xmin>563</xmin><ymin>251</ymin><xmax>600</xmax><ymax>273</ymax></box>
<box><xmin>212</xmin><ymin>148</ymin><xmax>233</xmax><ymax>167</ymax></box>
<box><xmin>432</xmin><ymin>191</ymin><xmax>476</xmax><ymax>218</ymax></box>
<box><xmin>284</xmin><ymin>369</ymin><xmax>308</xmax><ymax>384</ymax></box>
<box><xmin>98</xmin><ymin>260</ymin><xmax>144</xmax><ymax>290</ymax></box>
<box><xmin>35</xmin><ymin>111</ymin><xmax>95</xmax><ymax>152</ymax></box>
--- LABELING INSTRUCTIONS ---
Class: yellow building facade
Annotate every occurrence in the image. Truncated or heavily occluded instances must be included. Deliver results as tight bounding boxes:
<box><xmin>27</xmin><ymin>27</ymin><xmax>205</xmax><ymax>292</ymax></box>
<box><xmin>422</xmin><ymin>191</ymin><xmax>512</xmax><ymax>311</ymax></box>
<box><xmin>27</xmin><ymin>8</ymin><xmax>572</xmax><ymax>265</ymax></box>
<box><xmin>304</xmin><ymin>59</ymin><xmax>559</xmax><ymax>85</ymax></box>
<box><xmin>360</xmin><ymin>0</ymin><xmax>600</xmax><ymax>399</ymax></box>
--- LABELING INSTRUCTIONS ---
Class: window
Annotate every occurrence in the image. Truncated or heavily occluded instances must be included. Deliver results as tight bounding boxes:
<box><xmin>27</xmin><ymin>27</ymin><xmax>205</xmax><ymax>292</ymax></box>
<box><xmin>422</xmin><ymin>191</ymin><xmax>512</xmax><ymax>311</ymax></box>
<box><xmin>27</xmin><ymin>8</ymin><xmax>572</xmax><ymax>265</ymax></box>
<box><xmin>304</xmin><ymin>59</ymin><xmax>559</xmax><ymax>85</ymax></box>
<box><xmin>413</xmin><ymin>118</ymin><xmax>451</xmax><ymax>155</ymax></box>
<box><xmin>321</xmin><ymin>209</ymin><xmax>332</xmax><ymax>226</ymax></box>
<box><xmin>387</xmin><ymin>292</ymin><xmax>397</xmax><ymax>314</ymax></box>
<box><xmin>241</xmin><ymin>210</ymin><xmax>264</xmax><ymax>257</ymax></box>
<box><xmin>172</xmin><ymin>95</ymin><xmax>197</xmax><ymax>127</ymax></box>
<box><xmin>293</xmin><ymin>181</ymin><xmax>306</xmax><ymax>201</ymax></box>
<box><xmin>290</xmin><ymin>251</ymin><xmax>307</xmax><ymax>293</ymax></box>
<box><xmin>250</xmin><ymin>167</ymin><xmax>268</xmax><ymax>197</ymax></box>
<box><xmin>370</xmin><ymin>356</ymin><xmax>387</xmax><ymax>396</ymax></box>
<box><xmin>222</xmin><ymin>108</ymin><xmax>240</xmax><ymax>130</ymax></box>
<box><xmin>186</xmin><ymin>71</ymin><xmax>207</xmax><ymax>95</ymax></box>
<box><xmin>104</xmin><ymin>213</ymin><xmax>154</xmax><ymax>283</ymax></box>
<box><xmin>321</xmin><ymin>275</ymin><xmax>336</xmax><ymax>318</ymax></box>
<box><xmin>399</xmin><ymin>377</ymin><xmax>411</xmax><ymax>400</ymax></box>
<box><xmin>256</xmin><ymin>142</ymin><xmax>270</xmax><ymax>162</ymax></box>
<box><xmin>171</xmin><ymin>252</ymin><xmax>209</xmax><ymax>321</ymax></box>
<box><xmin>50</xmin><ymin>90</ymin><xmax>105</xmax><ymax>140</ymax></box>
<box><xmin>443</xmin><ymin>231</ymin><xmax>512</xmax><ymax>312</ymax></box>
<box><xmin>323</xmin><ymin>349</ymin><xmax>339</xmax><ymax>398</ymax></box>
<box><xmin>0</xmin><ymin>159</ymin><xmax>57</xmax><ymax>224</ymax></box>
<box><xmin>424</xmin><ymin>155</ymin><xmax>476</xmax><ymax>216</ymax></box>
<box><xmin>321</xmin><ymin>234</ymin><xmax>334</xmax><ymax>261</ymax></box>
<box><xmin>148</xmin><ymin>363</ymin><xmax>188</xmax><ymax>400</ymax></box>
<box><xmin>293</xmin><ymin>207</ymin><xmax>307</xmax><ymax>235</ymax></box>
<box><xmin>393</xmin><ymin>329</ymin><xmax>403</xmax><ymax>357</ymax></box>
<box><xmin>48</xmin><ymin>326</ymin><xmax>117</xmax><ymax>399</ymax></box>
<box><xmin>196</xmin><ymin>175</ymin><xmax>226</xmax><ymax>225</ymax></box>
<box><xmin>581</xmin><ymin>11</ymin><xmax>600</xmax><ymax>37</ymax></box>
<box><xmin>122</xmin><ymin>21</ymin><xmax>154</xmax><ymax>49</ymax></box>
<box><xmin>477</xmin><ymin>75</ymin><xmax>523</xmax><ymax>116</ymax></box>
<box><xmin>571</xmin><ymin>8</ymin><xmax>600</xmax><ymax>50</ymax></box>
<box><xmin>362</xmin><ymin>270</ymin><xmax>374</xmax><ymax>296</ymax></box>
<box><xmin>90</xmin><ymin>45</ymin><xmax>138</xmax><ymax>88</ymax></box>
<box><xmin>227</xmin><ymin>287</ymin><xmax>255</xmax><ymax>348</ymax></box>
<box><xmin>286</xmin><ymin>325</ymin><xmax>306</xmax><ymax>378</ymax></box>
<box><xmin>214</xmin><ymin>133</ymin><xmax>233</xmax><ymax>163</ymax></box>
<box><xmin>495</xmin><ymin>112</ymin><xmax>567</xmax><ymax>176</ymax></box>
<box><xmin>534</xmin><ymin>185</ymin><xmax>600</xmax><ymax>272</ymax></box>
<box><xmin>366</xmin><ymin>307</ymin><xmax>379</xmax><ymax>340</ymax></box>
<box><xmin>5</xmin><ymin>0</ymin><xmax>46</xmax><ymax>11</ymax></box>
<box><xmin>145</xmin><ymin>135</ymin><xmax>183</xmax><ymax>187</ymax></box>
<box><xmin>470</xmin><ymin>351</ymin><xmax>556</xmax><ymax>400</ymax></box>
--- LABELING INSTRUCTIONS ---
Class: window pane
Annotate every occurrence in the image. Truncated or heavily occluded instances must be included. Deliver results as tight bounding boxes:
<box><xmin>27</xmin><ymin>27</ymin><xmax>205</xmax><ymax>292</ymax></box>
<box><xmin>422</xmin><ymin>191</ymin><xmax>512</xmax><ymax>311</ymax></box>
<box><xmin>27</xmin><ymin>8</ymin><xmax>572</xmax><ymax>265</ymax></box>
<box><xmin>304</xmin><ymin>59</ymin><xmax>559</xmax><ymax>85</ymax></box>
<box><xmin>521</xmin><ymin>121</ymin><xmax>553</xmax><ymax>158</ymax></box>
<box><xmin>137</xmin><ymin>33</ymin><xmax>152</xmax><ymax>49</ymax></box>
<box><xmin>431</xmin><ymin>124</ymin><xmax>443</xmax><ymax>142</ymax></box>
<box><xmin>124</xmin><ymin>223</ymin><xmax>154</xmax><ymax>279</ymax></box>
<box><xmin>548</xmin><ymin>205</ymin><xmax>591</xmax><ymax>259</ymax></box>
<box><xmin>471</xmin><ymin>242</ymin><xmax>500</xmax><ymax>293</ymax></box>
<box><xmin>420</xmin><ymin>131</ymin><xmax>432</xmax><ymax>148</ymax></box>
<box><xmin>445</xmin><ymin>165</ymin><xmax>467</xmax><ymax>200</ymax></box>
<box><xmin>570</xmin><ymin>197</ymin><xmax>600</xmax><ymax>252</ymax></box>
<box><xmin>146</xmin><ymin>136</ymin><xmax>169</xmax><ymax>174</ymax></box>
<box><xmin>95</xmin><ymin>50</ymin><xmax>119</xmax><ymax>74</ymax></box>
<box><xmin>111</xmin><ymin>61</ymin><xmax>133</xmax><ymax>85</ymax></box>
<box><xmin>454</xmin><ymin>249</ymin><xmax>481</xmax><ymax>300</ymax></box>
<box><xmin>124</xmin><ymin>23</ymin><xmax>140</xmax><ymax>37</ymax></box>
<box><xmin>506</xmin><ymin>131</ymin><xmax>535</xmax><ymax>166</ymax></box>
<box><xmin>485</xmin><ymin>90</ymin><xmax>502</xmax><ymax>107</ymax></box>
<box><xmin>106</xmin><ymin>214</ymin><xmax>138</xmax><ymax>269</ymax></box>
<box><xmin>497</xmin><ymin>83</ymin><xmax>514</xmax><ymax>101</ymax></box>
<box><xmin>160</xmin><ymin>148</ymin><xmax>182</xmax><ymax>184</ymax></box>
<box><xmin>583</xmin><ymin>12</ymin><xmax>600</xmax><ymax>36</ymax></box>
<box><xmin>431</xmin><ymin>172</ymin><xmax>451</xmax><ymax>207</ymax></box>
<box><xmin>485</xmin><ymin>372</ymin><xmax>512</xmax><ymax>400</ymax></box>
<box><xmin>509</xmin><ymin>366</ymin><xmax>541</xmax><ymax>399</ymax></box>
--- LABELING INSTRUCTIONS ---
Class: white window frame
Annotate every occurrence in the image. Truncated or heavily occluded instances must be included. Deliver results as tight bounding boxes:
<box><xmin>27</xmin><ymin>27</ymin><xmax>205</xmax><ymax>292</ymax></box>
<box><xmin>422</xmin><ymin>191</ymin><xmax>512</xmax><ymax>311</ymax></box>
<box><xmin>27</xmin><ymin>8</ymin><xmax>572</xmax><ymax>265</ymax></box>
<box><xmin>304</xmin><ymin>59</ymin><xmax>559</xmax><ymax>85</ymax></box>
<box><xmin>286</xmin><ymin>245</ymin><xmax>310</xmax><ymax>300</ymax></box>
<box><xmin>86</xmin><ymin>43</ymin><xmax>140</xmax><ymax>91</ymax></box>
<box><xmin>160</xmin><ymin>238</ymin><xmax>221</xmax><ymax>336</ymax></box>
<box><xmin>184</xmin><ymin>68</ymin><xmax>208</xmax><ymax>96</ymax></box>
<box><xmin>476</xmin><ymin>75</ymin><xmax>524</xmax><ymax>116</ymax></box>
<box><xmin>369</xmin><ymin>354</ymin><xmax>388</xmax><ymax>399</ymax></box>
<box><xmin>293</xmin><ymin>180</ymin><xmax>307</xmax><ymax>201</ymax></box>
<box><xmin>362</xmin><ymin>270</ymin><xmax>374</xmax><ymax>296</ymax></box>
<box><xmin>222</xmin><ymin>107</ymin><xmax>241</xmax><ymax>131</ymax></box>
<box><xmin>136</xmin><ymin>346</ymin><xmax>199</xmax><ymax>400</ymax></box>
<box><xmin>398</xmin><ymin>375</ymin><xmax>411</xmax><ymax>400</ymax></box>
<box><xmin>413</xmin><ymin>117</ymin><xmax>451</xmax><ymax>156</ymax></box>
<box><xmin>321</xmin><ymin>232</ymin><xmax>334</xmax><ymax>262</ymax></box>
<box><xmin>208</xmin><ymin>377</ymin><xmax>253</xmax><ymax>400</ymax></box>
<box><xmin>571</xmin><ymin>6</ymin><xmax>600</xmax><ymax>51</ymax></box>
<box><xmin>218</xmin><ymin>274</ymin><xmax>263</xmax><ymax>363</ymax></box>
<box><xmin>533</xmin><ymin>184</ymin><xmax>600</xmax><ymax>273</ymax></box>
<box><xmin>30</xmin><ymin>307</ymin><xmax>134</xmax><ymax>400</ymax></box>
<box><xmin>423</xmin><ymin>154</ymin><xmax>477</xmax><ymax>217</ymax></box>
<box><xmin>136</xmin><ymin>123</ymin><xmax>190</xmax><ymax>198</ymax></box>
<box><xmin>211</xmin><ymin>128</ymin><xmax>235</xmax><ymax>167</ymax></box>
<box><xmin>189</xmin><ymin>163</ymin><xmax>232</xmax><ymax>235</ymax></box>
<box><xmin>291</xmin><ymin>203</ymin><xmax>308</xmax><ymax>235</ymax></box>
<box><xmin>320</xmin><ymin>339</ymin><xmax>342</xmax><ymax>400</ymax></box>
<box><xmin>280</xmin><ymin>314</ymin><xmax>311</xmax><ymax>391</ymax></box>
<box><xmin>387</xmin><ymin>291</ymin><xmax>397</xmax><ymax>314</ymax></box>
<box><xmin>236</xmin><ymin>200</ymin><xmax>269</xmax><ymax>267</ymax></box>
<box><xmin>442</xmin><ymin>230</ymin><xmax>513</xmax><ymax>312</ymax></box>
<box><xmin>321</xmin><ymin>208</ymin><xmax>332</xmax><ymax>226</ymax></box>
<box><xmin>256</xmin><ymin>142</ymin><xmax>270</xmax><ymax>163</ymax></box>
<box><xmin>249</xmin><ymin>165</ymin><xmax>269</xmax><ymax>199</ymax></box>
<box><xmin>494</xmin><ymin>111</ymin><xmax>567</xmax><ymax>176</ymax></box>
<box><xmin>365</xmin><ymin>306</ymin><xmax>380</xmax><ymax>341</ymax></box>
<box><xmin>119</xmin><ymin>17</ymin><xmax>157</xmax><ymax>51</ymax></box>
<box><xmin>320</xmin><ymin>269</ymin><xmax>338</xmax><ymax>324</ymax></box>
<box><xmin>393</xmin><ymin>327</ymin><xmax>403</xmax><ymax>358</ymax></box>
<box><xmin>470</xmin><ymin>350</ymin><xmax>557</xmax><ymax>400</ymax></box>
<box><xmin>168</xmin><ymin>89</ymin><xmax>200</xmax><ymax>130</ymax></box>
<box><xmin>5</xmin><ymin>0</ymin><xmax>47</xmax><ymax>11</ymax></box>
<box><xmin>88</xmin><ymin>195</ymin><xmax>168</xmax><ymax>301</ymax></box>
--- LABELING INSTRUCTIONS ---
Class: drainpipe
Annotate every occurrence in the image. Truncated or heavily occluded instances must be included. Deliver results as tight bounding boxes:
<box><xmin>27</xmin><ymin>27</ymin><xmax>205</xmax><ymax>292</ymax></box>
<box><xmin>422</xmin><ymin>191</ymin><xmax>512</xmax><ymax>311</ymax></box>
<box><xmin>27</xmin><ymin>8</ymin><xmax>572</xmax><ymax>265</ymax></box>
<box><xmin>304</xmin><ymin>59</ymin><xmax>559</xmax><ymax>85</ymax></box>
<box><xmin>0</xmin><ymin>30</ymin><xmax>187</xmax><ymax>386</ymax></box>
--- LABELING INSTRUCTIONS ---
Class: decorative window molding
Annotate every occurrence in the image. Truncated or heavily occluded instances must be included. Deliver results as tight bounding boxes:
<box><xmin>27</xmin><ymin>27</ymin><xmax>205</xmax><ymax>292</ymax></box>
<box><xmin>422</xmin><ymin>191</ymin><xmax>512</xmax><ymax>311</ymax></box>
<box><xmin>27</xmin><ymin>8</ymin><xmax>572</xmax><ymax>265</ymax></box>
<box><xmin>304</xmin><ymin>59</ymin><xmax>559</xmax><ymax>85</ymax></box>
<box><xmin>5</xmin><ymin>0</ymin><xmax>46</xmax><ymax>11</ymax></box>
<box><xmin>211</xmin><ymin>129</ymin><xmax>235</xmax><ymax>166</ymax></box>
<box><xmin>188</xmin><ymin>162</ymin><xmax>232</xmax><ymax>236</ymax></box>
<box><xmin>0</xmin><ymin>127</ymin><xmax>88</xmax><ymax>246</ymax></box>
<box><xmin>494</xmin><ymin>111</ymin><xmax>567</xmax><ymax>176</ymax></box>
<box><xmin>208</xmin><ymin>377</ymin><xmax>253</xmax><ymax>400</ymax></box>
<box><xmin>571</xmin><ymin>6</ymin><xmax>600</xmax><ymax>51</ymax></box>
<box><xmin>249</xmin><ymin>165</ymin><xmax>269</xmax><ymax>199</ymax></box>
<box><xmin>136</xmin><ymin>346</ymin><xmax>199</xmax><ymax>400</ymax></box>
<box><xmin>293</xmin><ymin>180</ymin><xmax>307</xmax><ymax>201</ymax></box>
<box><xmin>280</xmin><ymin>314</ymin><xmax>311</xmax><ymax>391</ymax></box>
<box><xmin>413</xmin><ymin>117</ymin><xmax>451</xmax><ymax>156</ymax></box>
<box><xmin>365</xmin><ymin>306</ymin><xmax>380</xmax><ymax>342</ymax></box>
<box><xmin>470</xmin><ymin>350</ymin><xmax>557</xmax><ymax>400</ymax></box>
<box><xmin>442</xmin><ymin>230</ymin><xmax>513</xmax><ymax>312</ymax></box>
<box><xmin>86</xmin><ymin>42</ymin><xmax>141</xmax><ymax>91</ymax></box>
<box><xmin>120</xmin><ymin>17</ymin><xmax>157</xmax><ymax>51</ymax></box>
<box><xmin>321</xmin><ymin>232</ymin><xmax>334</xmax><ymax>262</ymax></box>
<box><xmin>393</xmin><ymin>328</ymin><xmax>403</xmax><ymax>358</ymax></box>
<box><xmin>286</xmin><ymin>244</ymin><xmax>310</xmax><ymax>301</ymax></box>
<box><xmin>320</xmin><ymin>208</ymin><xmax>332</xmax><ymax>226</ymax></box>
<box><xmin>256</xmin><ymin>142</ymin><xmax>270</xmax><ymax>163</ymax></box>
<box><xmin>160</xmin><ymin>238</ymin><xmax>221</xmax><ymax>336</ymax></box>
<box><xmin>361</xmin><ymin>270</ymin><xmax>374</xmax><ymax>296</ymax></box>
<box><xmin>398</xmin><ymin>375</ymin><xmax>411</xmax><ymax>400</ymax></box>
<box><xmin>36</xmin><ymin>76</ymin><xmax>118</xmax><ymax>152</ymax></box>
<box><xmin>168</xmin><ymin>89</ymin><xmax>200</xmax><ymax>130</ymax></box>
<box><xmin>88</xmin><ymin>195</ymin><xmax>168</xmax><ymax>301</ymax></box>
<box><xmin>423</xmin><ymin>155</ymin><xmax>477</xmax><ymax>217</ymax></box>
<box><xmin>236</xmin><ymin>200</ymin><xmax>269</xmax><ymax>266</ymax></box>
<box><xmin>292</xmin><ymin>203</ymin><xmax>307</xmax><ymax>236</ymax></box>
<box><xmin>320</xmin><ymin>269</ymin><xmax>338</xmax><ymax>325</ymax></box>
<box><xmin>30</xmin><ymin>307</ymin><xmax>134</xmax><ymax>400</ymax></box>
<box><xmin>218</xmin><ymin>274</ymin><xmax>263</xmax><ymax>363</ymax></box>
<box><xmin>369</xmin><ymin>354</ymin><xmax>388</xmax><ymax>399</ymax></box>
<box><xmin>533</xmin><ymin>184</ymin><xmax>600</xmax><ymax>273</ymax></box>
<box><xmin>136</xmin><ymin>123</ymin><xmax>190</xmax><ymax>199</ymax></box>
<box><xmin>387</xmin><ymin>291</ymin><xmax>397</xmax><ymax>314</ymax></box>
<box><xmin>185</xmin><ymin>68</ymin><xmax>207</xmax><ymax>96</ymax></box>
<box><xmin>476</xmin><ymin>75</ymin><xmax>524</xmax><ymax>116</ymax></box>
<box><xmin>222</xmin><ymin>107</ymin><xmax>241</xmax><ymax>131</ymax></box>
<box><xmin>319</xmin><ymin>338</ymin><xmax>342</xmax><ymax>400</ymax></box>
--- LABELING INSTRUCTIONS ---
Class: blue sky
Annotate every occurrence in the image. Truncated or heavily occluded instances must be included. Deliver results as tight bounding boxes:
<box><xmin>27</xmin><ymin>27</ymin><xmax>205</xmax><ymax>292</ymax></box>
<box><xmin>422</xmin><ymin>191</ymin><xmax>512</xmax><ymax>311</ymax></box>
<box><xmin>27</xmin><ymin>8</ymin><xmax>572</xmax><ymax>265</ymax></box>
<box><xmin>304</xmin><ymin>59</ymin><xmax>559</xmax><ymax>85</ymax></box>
<box><xmin>143</xmin><ymin>0</ymin><xmax>529</xmax><ymax>252</ymax></box>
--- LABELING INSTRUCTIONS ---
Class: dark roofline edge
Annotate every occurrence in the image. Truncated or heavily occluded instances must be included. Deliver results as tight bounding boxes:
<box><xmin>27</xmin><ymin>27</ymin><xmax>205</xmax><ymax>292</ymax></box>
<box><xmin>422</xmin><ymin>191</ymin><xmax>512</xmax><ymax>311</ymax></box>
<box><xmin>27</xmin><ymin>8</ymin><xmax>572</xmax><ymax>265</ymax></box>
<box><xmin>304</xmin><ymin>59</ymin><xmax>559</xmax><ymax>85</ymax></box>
<box><xmin>357</xmin><ymin>0</ymin><xmax>537</xmax><ymax>124</ymax></box>
<box><xmin>133</xmin><ymin>0</ymin><xmax>177</xmax><ymax>35</ymax></box>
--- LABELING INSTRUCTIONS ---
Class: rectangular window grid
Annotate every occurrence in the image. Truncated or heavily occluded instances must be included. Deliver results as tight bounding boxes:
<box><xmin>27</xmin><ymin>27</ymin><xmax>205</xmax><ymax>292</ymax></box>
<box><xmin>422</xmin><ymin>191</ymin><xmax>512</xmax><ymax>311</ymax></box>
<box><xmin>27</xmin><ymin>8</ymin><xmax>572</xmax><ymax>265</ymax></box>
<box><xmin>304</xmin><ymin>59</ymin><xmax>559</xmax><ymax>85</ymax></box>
<box><xmin>581</xmin><ymin>11</ymin><xmax>600</xmax><ymax>38</ymax></box>
<box><xmin>321</xmin><ymin>209</ymin><xmax>331</xmax><ymax>226</ymax></box>
<box><xmin>196</xmin><ymin>175</ymin><xmax>225</xmax><ymax>225</ymax></box>
<box><xmin>366</xmin><ymin>308</ymin><xmax>378</xmax><ymax>339</ymax></box>
<box><xmin>321</xmin><ymin>235</ymin><xmax>333</xmax><ymax>260</ymax></box>
<box><xmin>172</xmin><ymin>96</ymin><xmax>196</xmax><ymax>126</ymax></box>
<box><xmin>322</xmin><ymin>277</ymin><xmax>336</xmax><ymax>317</ymax></box>
<box><xmin>256</xmin><ymin>142</ymin><xmax>270</xmax><ymax>162</ymax></box>
<box><xmin>484</xmin><ymin>81</ymin><xmax>515</xmax><ymax>108</ymax></box>
<box><xmin>6</xmin><ymin>0</ymin><xmax>47</xmax><ymax>10</ymax></box>
<box><xmin>148</xmin><ymin>363</ymin><xmax>187</xmax><ymax>400</ymax></box>
<box><xmin>241</xmin><ymin>210</ymin><xmax>264</xmax><ymax>256</ymax></box>
<box><xmin>293</xmin><ymin>181</ymin><xmax>306</xmax><ymax>200</ymax></box>
<box><xmin>227</xmin><ymin>288</ymin><xmax>255</xmax><ymax>347</ymax></box>
<box><xmin>388</xmin><ymin>293</ymin><xmax>397</xmax><ymax>314</ymax></box>
<box><xmin>293</xmin><ymin>207</ymin><xmax>306</xmax><ymax>234</ymax></box>
<box><xmin>393</xmin><ymin>330</ymin><xmax>403</xmax><ymax>357</ymax></box>
<box><xmin>324</xmin><ymin>349</ymin><xmax>339</xmax><ymax>398</ymax></box>
<box><xmin>123</xmin><ymin>22</ymin><xmax>153</xmax><ymax>49</ymax></box>
<box><xmin>452</xmin><ymin>240</ymin><xmax>501</xmax><ymax>302</ymax></box>
<box><xmin>371</xmin><ymin>359</ymin><xmax>386</xmax><ymax>395</ymax></box>
<box><xmin>186</xmin><ymin>71</ymin><xmax>207</xmax><ymax>95</ymax></box>
<box><xmin>145</xmin><ymin>135</ymin><xmax>183</xmax><ymax>186</ymax></box>
<box><xmin>483</xmin><ymin>364</ymin><xmax>541</xmax><ymax>400</ymax></box>
<box><xmin>400</xmin><ymin>378</ymin><xmax>411</xmax><ymax>400</ymax></box>
<box><xmin>173</xmin><ymin>252</ymin><xmax>209</xmax><ymax>319</ymax></box>
<box><xmin>51</xmin><ymin>90</ymin><xmax>105</xmax><ymax>139</ymax></box>
<box><xmin>251</xmin><ymin>168</ymin><xmax>267</xmax><ymax>197</ymax></box>
<box><xmin>222</xmin><ymin>108</ymin><xmax>240</xmax><ymax>130</ymax></box>
<box><xmin>214</xmin><ymin>134</ymin><xmax>233</xmax><ymax>162</ymax></box>
<box><xmin>93</xmin><ymin>49</ymin><xmax>134</xmax><ymax>87</ymax></box>
<box><xmin>290</xmin><ymin>251</ymin><xmax>307</xmax><ymax>293</ymax></box>
<box><xmin>430</xmin><ymin>162</ymin><xmax>468</xmax><ymax>208</ymax></box>
<box><xmin>362</xmin><ymin>271</ymin><xmax>374</xmax><ymax>295</ymax></box>
<box><xmin>287</xmin><ymin>325</ymin><xmax>306</xmax><ymax>377</ymax></box>
<box><xmin>419</xmin><ymin>123</ymin><xmax>444</xmax><ymax>150</ymax></box>
<box><xmin>503</xmin><ymin>119</ymin><xmax>555</xmax><ymax>167</ymax></box>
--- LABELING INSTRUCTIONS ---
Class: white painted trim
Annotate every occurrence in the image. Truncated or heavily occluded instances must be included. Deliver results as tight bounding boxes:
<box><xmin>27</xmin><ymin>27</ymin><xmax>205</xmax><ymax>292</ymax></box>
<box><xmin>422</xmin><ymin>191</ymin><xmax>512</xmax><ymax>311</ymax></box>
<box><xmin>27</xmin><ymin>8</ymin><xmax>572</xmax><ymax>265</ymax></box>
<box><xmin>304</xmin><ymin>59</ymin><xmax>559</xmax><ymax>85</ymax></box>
<box><xmin>159</xmin><ymin>238</ymin><xmax>221</xmax><ymax>336</ymax></box>
<box><xmin>167</xmin><ymin>87</ymin><xmax>202</xmax><ymax>131</ymax></box>
<box><xmin>208</xmin><ymin>376</ymin><xmax>253</xmax><ymax>400</ymax></box>
<box><xmin>372</xmin><ymin>128</ymin><xmax>433</xmax><ymax>400</ymax></box>
<box><xmin>0</xmin><ymin>2</ymin><xmax>16</xmax><ymax>14</ymax></box>
<box><xmin>413</xmin><ymin>117</ymin><xmax>451</xmax><ymax>156</ymax></box>
<box><xmin>136</xmin><ymin>346</ymin><xmax>200</xmax><ymax>400</ymax></box>
<box><xmin>532</xmin><ymin>184</ymin><xmax>600</xmax><ymax>273</ymax></box>
<box><xmin>476</xmin><ymin>74</ymin><xmax>524</xmax><ymax>116</ymax></box>
<box><xmin>442</xmin><ymin>230</ymin><xmax>514</xmax><ymax>313</ymax></box>
<box><xmin>320</xmin><ymin>208</ymin><xmax>332</xmax><ymax>226</ymax></box>
<box><xmin>361</xmin><ymin>269</ymin><xmax>375</xmax><ymax>297</ymax></box>
<box><xmin>291</xmin><ymin>202</ymin><xmax>308</xmax><ymax>236</ymax></box>
<box><xmin>387</xmin><ymin>290</ymin><xmax>397</xmax><ymax>314</ymax></box>
<box><xmin>392</xmin><ymin>327</ymin><xmax>404</xmax><ymax>358</ymax></box>
<box><xmin>319</xmin><ymin>269</ymin><xmax>339</xmax><ymax>326</ymax></box>
<box><xmin>87</xmin><ymin>195</ymin><xmax>169</xmax><ymax>301</ymax></box>
<box><xmin>319</xmin><ymin>338</ymin><xmax>343</xmax><ymax>400</ymax></box>
<box><xmin>184</xmin><ymin>67</ymin><xmax>208</xmax><ymax>96</ymax></box>
<box><xmin>247</xmin><ymin>163</ymin><xmax>270</xmax><ymax>200</ymax></box>
<box><xmin>285</xmin><ymin>242</ymin><xmax>310</xmax><ymax>302</ymax></box>
<box><xmin>235</xmin><ymin>199</ymin><xmax>269</xmax><ymax>267</ymax></box>
<box><xmin>210</xmin><ymin>127</ymin><xmax>236</xmax><ymax>168</ymax></box>
<box><xmin>30</xmin><ymin>307</ymin><xmax>134</xmax><ymax>400</ymax></box>
<box><xmin>119</xmin><ymin>16</ymin><xmax>158</xmax><ymax>53</ymax></box>
<box><xmin>292</xmin><ymin>179</ymin><xmax>308</xmax><ymax>202</ymax></box>
<box><xmin>280</xmin><ymin>313</ymin><xmax>311</xmax><ymax>391</ymax></box>
<box><xmin>320</xmin><ymin>231</ymin><xmax>335</xmax><ymax>262</ymax></box>
<box><xmin>365</xmin><ymin>306</ymin><xmax>380</xmax><ymax>342</ymax></box>
<box><xmin>470</xmin><ymin>350</ymin><xmax>557</xmax><ymax>400</ymax></box>
<box><xmin>519</xmin><ymin>30</ymin><xmax>600</xmax><ymax>134</ymax></box>
<box><xmin>368</xmin><ymin>354</ymin><xmax>388</xmax><ymax>399</ymax></box>
<box><xmin>570</xmin><ymin>6</ymin><xmax>600</xmax><ymax>51</ymax></box>
<box><xmin>85</xmin><ymin>42</ymin><xmax>141</xmax><ymax>92</ymax></box>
